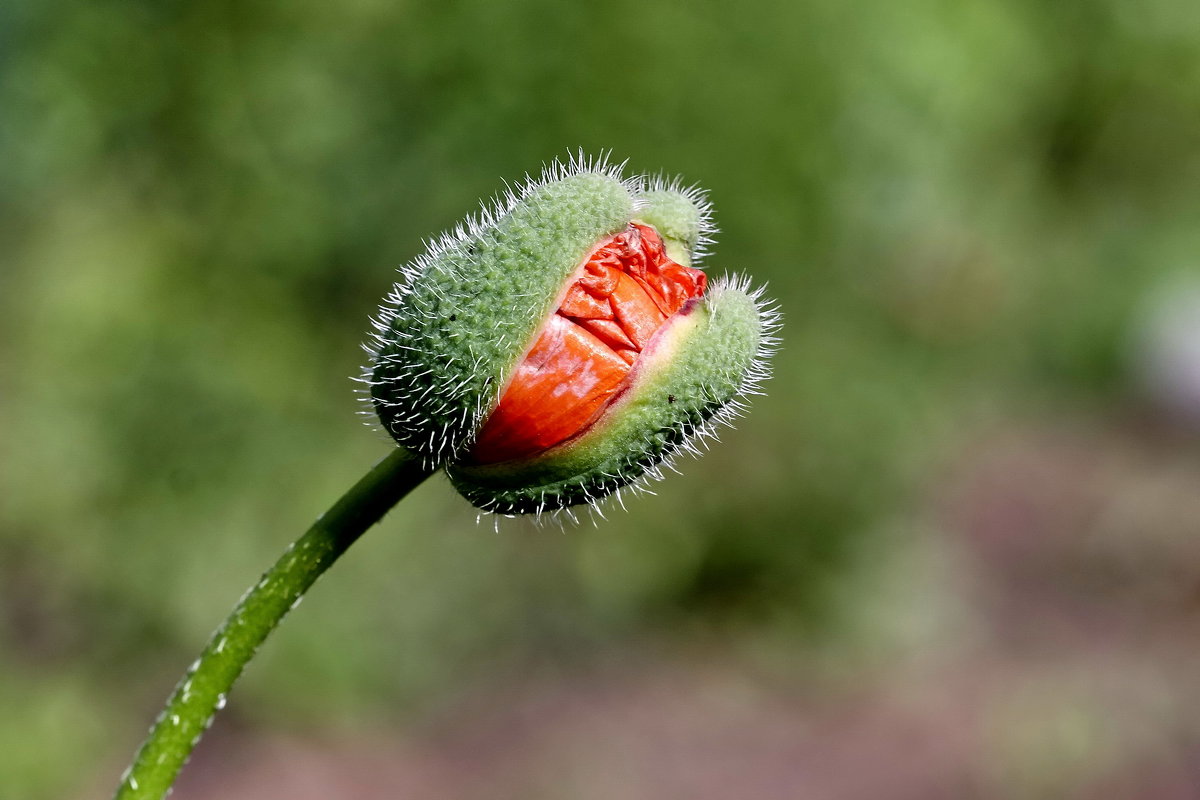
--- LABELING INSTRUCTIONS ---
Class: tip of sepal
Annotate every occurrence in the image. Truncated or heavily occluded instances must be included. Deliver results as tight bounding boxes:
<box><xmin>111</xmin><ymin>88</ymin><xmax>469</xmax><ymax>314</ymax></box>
<box><xmin>638</xmin><ymin>174</ymin><xmax>717</xmax><ymax>265</ymax></box>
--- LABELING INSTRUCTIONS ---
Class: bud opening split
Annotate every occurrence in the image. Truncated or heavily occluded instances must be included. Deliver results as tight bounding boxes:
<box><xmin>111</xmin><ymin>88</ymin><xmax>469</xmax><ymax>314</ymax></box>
<box><xmin>468</xmin><ymin>222</ymin><xmax>706</xmax><ymax>465</ymax></box>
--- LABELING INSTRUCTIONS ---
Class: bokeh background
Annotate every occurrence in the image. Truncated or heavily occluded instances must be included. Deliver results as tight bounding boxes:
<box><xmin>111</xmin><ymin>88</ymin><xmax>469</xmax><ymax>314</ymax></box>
<box><xmin>5</xmin><ymin>0</ymin><xmax>1200</xmax><ymax>797</ymax></box>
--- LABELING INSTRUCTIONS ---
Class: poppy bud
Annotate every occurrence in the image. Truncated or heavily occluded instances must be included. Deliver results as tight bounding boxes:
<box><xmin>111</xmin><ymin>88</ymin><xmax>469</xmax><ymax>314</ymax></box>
<box><xmin>365</xmin><ymin>155</ymin><xmax>777</xmax><ymax>514</ymax></box>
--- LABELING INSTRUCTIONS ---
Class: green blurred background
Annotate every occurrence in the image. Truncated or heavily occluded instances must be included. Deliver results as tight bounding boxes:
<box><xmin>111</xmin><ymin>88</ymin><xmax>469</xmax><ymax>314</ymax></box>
<box><xmin>5</xmin><ymin>0</ymin><xmax>1200</xmax><ymax>797</ymax></box>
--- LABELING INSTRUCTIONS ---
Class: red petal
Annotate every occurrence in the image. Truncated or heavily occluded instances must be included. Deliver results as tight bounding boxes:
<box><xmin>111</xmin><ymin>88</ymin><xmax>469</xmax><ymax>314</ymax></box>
<box><xmin>470</xmin><ymin>316</ymin><xmax>628</xmax><ymax>464</ymax></box>
<box><xmin>470</xmin><ymin>223</ymin><xmax>707</xmax><ymax>465</ymax></box>
<box><xmin>611</xmin><ymin>270</ymin><xmax>668</xmax><ymax>351</ymax></box>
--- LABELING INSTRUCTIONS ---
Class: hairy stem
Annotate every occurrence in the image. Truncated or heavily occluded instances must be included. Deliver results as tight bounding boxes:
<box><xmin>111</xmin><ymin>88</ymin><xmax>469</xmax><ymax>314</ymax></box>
<box><xmin>113</xmin><ymin>447</ymin><xmax>434</xmax><ymax>800</ymax></box>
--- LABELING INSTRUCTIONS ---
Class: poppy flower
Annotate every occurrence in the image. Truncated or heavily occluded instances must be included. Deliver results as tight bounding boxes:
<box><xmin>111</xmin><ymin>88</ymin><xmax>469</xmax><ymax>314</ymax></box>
<box><xmin>365</xmin><ymin>154</ymin><xmax>777</xmax><ymax>514</ymax></box>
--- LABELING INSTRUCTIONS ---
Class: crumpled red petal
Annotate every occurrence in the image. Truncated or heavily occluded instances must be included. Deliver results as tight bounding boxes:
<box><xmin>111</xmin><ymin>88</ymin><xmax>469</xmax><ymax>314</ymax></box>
<box><xmin>470</xmin><ymin>224</ymin><xmax>706</xmax><ymax>464</ymax></box>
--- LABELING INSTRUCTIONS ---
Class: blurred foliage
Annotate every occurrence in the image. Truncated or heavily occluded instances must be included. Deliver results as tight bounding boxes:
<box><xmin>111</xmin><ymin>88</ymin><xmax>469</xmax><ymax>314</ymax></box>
<box><xmin>3</xmin><ymin>0</ymin><xmax>1200</xmax><ymax>797</ymax></box>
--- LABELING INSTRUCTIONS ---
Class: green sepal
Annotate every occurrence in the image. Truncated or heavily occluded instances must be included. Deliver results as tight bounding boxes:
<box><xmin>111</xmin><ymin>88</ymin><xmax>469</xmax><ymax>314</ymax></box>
<box><xmin>636</xmin><ymin>186</ymin><xmax>710</xmax><ymax>267</ymax></box>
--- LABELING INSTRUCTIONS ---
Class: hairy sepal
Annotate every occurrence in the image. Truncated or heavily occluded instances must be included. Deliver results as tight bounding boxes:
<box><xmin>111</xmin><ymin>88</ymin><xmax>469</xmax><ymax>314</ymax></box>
<box><xmin>635</xmin><ymin>179</ymin><xmax>715</xmax><ymax>268</ymax></box>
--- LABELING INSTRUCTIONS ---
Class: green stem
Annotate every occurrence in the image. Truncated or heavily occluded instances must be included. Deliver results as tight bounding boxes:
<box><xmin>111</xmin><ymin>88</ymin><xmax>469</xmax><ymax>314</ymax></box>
<box><xmin>113</xmin><ymin>447</ymin><xmax>434</xmax><ymax>800</ymax></box>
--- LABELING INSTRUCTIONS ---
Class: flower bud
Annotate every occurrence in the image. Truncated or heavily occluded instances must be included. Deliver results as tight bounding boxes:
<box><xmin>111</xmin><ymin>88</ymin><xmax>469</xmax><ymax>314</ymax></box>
<box><xmin>365</xmin><ymin>155</ymin><xmax>777</xmax><ymax>514</ymax></box>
